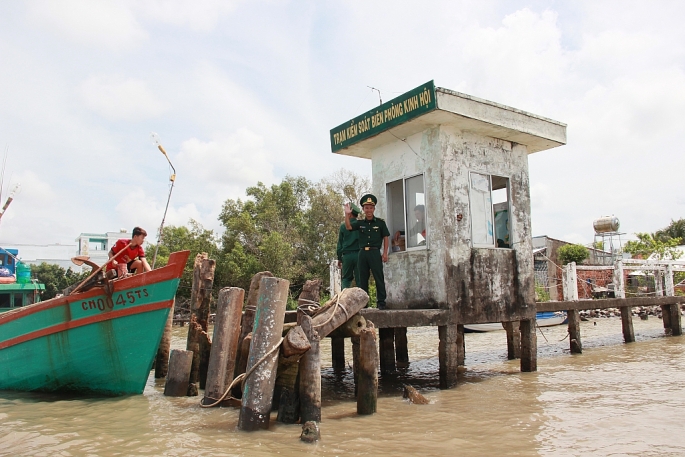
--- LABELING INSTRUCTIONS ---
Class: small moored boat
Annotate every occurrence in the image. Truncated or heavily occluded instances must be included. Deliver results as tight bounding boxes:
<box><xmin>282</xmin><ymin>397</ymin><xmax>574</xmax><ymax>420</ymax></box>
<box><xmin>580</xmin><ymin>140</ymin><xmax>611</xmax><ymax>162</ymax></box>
<box><xmin>464</xmin><ymin>311</ymin><xmax>567</xmax><ymax>333</ymax></box>
<box><xmin>0</xmin><ymin>250</ymin><xmax>189</xmax><ymax>395</ymax></box>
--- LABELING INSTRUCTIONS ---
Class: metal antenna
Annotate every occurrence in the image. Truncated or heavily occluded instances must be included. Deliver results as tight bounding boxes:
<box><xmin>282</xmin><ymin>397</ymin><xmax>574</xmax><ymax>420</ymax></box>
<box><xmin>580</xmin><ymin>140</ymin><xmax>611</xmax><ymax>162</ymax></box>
<box><xmin>150</xmin><ymin>132</ymin><xmax>176</xmax><ymax>269</ymax></box>
<box><xmin>367</xmin><ymin>86</ymin><xmax>382</xmax><ymax>105</ymax></box>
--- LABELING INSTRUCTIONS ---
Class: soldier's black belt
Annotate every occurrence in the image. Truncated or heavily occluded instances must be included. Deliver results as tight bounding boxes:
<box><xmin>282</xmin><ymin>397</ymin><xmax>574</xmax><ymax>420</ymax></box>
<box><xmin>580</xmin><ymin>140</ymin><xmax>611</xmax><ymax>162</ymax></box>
<box><xmin>362</xmin><ymin>247</ymin><xmax>379</xmax><ymax>250</ymax></box>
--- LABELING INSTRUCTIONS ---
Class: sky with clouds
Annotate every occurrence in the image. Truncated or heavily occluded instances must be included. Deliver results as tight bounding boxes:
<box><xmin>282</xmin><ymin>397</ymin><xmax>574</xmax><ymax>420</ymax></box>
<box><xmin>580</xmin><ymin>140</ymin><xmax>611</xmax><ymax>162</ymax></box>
<box><xmin>0</xmin><ymin>0</ymin><xmax>683</xmax><ymax>248</ymax></box>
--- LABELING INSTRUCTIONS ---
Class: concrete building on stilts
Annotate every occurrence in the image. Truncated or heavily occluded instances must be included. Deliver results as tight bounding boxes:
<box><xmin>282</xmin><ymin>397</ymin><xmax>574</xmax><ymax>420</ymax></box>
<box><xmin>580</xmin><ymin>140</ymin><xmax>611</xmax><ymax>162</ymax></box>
<box><xmin>330</xmin><ymin>81</ymin><xmax>567</xmax><ymax>386</ymax></box>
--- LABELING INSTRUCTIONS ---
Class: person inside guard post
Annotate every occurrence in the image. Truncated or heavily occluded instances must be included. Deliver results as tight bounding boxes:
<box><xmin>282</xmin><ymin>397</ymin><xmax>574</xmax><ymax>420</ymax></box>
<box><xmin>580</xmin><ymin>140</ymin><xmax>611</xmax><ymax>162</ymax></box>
<box><xmin>344</xmin><ymin>194</ymin><xmax>390</xmax><ymax>309</ymax></box>
<box><xmin>337</xmin><ymin>203</ymin><xmax>361</xmax><ymax>290</ymax></box>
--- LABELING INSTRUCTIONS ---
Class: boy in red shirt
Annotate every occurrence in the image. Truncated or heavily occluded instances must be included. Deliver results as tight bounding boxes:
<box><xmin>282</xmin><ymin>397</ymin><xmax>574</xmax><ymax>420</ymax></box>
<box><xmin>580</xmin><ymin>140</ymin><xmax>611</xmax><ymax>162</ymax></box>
<box><xmin>106</xmin><ymin>227</ymin><xmax>152</xmax><ymax>278</ymax></box>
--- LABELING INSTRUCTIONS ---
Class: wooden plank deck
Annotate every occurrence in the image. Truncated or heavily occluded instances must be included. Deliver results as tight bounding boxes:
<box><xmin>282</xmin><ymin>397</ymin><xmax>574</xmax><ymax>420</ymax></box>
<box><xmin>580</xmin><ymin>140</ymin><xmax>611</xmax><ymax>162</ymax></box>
<box><xmin>536</xmin><ymin>296</ymin><xmax>682</xmax><ymax>312</ymax></box>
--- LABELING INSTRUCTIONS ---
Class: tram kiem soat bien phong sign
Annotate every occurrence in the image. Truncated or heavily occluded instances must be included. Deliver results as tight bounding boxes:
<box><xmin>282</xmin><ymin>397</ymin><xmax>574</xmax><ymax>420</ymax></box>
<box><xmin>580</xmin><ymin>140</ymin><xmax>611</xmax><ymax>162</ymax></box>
<box><xmin>330</xmin><ymin>81</ymin><xmax>437</xmax><ymax>152</ymax></box>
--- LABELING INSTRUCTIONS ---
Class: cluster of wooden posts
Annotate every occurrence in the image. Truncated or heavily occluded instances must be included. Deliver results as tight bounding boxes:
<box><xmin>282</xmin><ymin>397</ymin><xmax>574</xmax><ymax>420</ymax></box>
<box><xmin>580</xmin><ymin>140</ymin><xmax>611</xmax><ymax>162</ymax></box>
<box><xmin>537</xmin><ymin>259</ymin><xmax>684</xmax><ymax>354</ymax></box>
<box><xmin>154</xmin><ymin>254</ymin><xmax>380</xmax><ymax>441</ymax></box>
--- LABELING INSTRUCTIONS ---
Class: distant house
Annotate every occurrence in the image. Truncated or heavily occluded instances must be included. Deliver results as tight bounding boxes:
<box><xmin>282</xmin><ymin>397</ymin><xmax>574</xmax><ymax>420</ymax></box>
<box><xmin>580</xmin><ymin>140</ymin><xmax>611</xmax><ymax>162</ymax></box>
<box><xmin>533</xmin><ymin>235</ymin><xmax>612</xmax><ymax>301</ymax></box>
<box><xmin>74</xmin><ymin>229</ymin><xmax>134</xmax><ymax>266</ymax></box>
<box><xmin>0</xmin><ymin>229</ymin><xmax>137</xmax><ymax>273</ymax></box>
<box><xmin>0</xmin><ymin>243</ymin><xmax>78</xmax><ymax>270</ymax></box>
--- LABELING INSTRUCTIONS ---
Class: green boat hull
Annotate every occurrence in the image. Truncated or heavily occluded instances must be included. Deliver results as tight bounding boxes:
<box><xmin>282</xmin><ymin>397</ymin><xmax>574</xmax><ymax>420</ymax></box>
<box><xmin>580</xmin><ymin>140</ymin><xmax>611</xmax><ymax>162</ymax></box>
<box><xmin>0</xmin><ymin>251</ymin><xmax>189</xmax><ymax>396</ymax></box>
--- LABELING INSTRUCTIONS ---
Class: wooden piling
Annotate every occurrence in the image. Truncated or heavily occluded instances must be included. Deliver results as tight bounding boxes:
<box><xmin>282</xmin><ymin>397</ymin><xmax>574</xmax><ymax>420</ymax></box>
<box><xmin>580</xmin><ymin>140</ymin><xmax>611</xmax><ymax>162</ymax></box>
<box><xmin>357</xmin><ymin>322</ymin><xmax>378</xmax><ymax>415</ymax></box>
<box><xmin>395</xmin><ymin>327</ymin><xmax>409</xmax><ymax>368</ymax></box>
<box><xmin>164</xmin><ymin>349</ymin><xmax>193</xmax><ymax>397</ymax></box>
<box><xmin>232</xmin><ymin>333</ymin><xmax>252</xmax><ymax>398</ymax></box>
<box><xmin>298</xmin><ymin>278</ymin><xmax>322</xmax><ymax>306</ymax></box>
<box><xmin>503</xmin><ymin>321</ymin><xmax>521</xmax><ymax>360</ymax></box>
<box><xmin>298</xmin><ymin>313</ymin><xmax>321</xmax><ymax>423</ymax></box>
<box><xmin>274</xmin><ymin>324</ymin><xmax>310</xmax><ymax>421</ymax></box>
<box><xmin>379</xmin><ymin>328</ymin><xmax>396</xmax><ymax>375</ymax></box>
<box><xmin>568</xmin><ymin>309</ymin><xmax>583</xmax><ymax>353</ymax></box>
<box><xmin>238</xmin><ymin>277</ymin><xmax>289</xmax><ymax>431</ymax></box>
<box><xmin>438</xmin><ymin>324</ymin><xmax>459</xmax><ymax>388</ymax></box>
<box><xmin>154</xmin><ymin>297</ymin><xmax>175</xmax><ymax>378</ymax></box>
<box><xmin>186</xmin><ymin>253</ymin><xmax>216</xmax><ymax>392</ymax></box>
<box><xmin>620</xmin><ymin>306</ymin><xmax>635</xmax><ymax>343</ymax></box>
<box><xmin>245</xmin><ymin>271</ymin><xmax>274</xmax><ymax>308</ymax></box>
<box><xmin>667</xmin><ymin>304</ymin><xmax>682</xmax><ymax>336</ymax></box>
<box><xmin>203</xmin><ymin>287</ymin><xmax>244</xmax><ymax>405</ymax></box>
<box><xmin>328</xmin><ymin>313</ymin><xmax>366</xmax><ymax>338</ymax></box>
<box><xmin>331</xmin><ymin>337</ymin><xmax>346</xmax><ymax>371</ymax></box>
<box><xmin>661</xmin><ymin>304</ymin><xmax>672</xmax><ymax>334</ymax></box>
<box><xmin>351</xmin><ymin>335</ymin><xmax>360</xmax><ymax>394</ymax></box>
<box><xmin>520</xmin><ymin>318</ymin><xmax>537</xmax><ymax>372</ymax></box>
<box><xmin>310</xmin><ymin>288</ymin><xmax>369</xmax><ymax>338</ymax></box>
<box><xmin>234</xmin><ymin>306</ymin><xmax>256</xmax><ymax>378</ymax></box>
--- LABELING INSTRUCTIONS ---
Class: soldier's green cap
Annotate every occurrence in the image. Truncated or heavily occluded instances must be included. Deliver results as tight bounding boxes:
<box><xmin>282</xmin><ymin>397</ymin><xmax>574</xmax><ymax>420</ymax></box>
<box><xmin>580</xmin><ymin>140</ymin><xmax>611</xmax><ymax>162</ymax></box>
<box><xmin>360</xmin><ymin>194</ymin><xmax>377</xmax><ymax>206</ymax></box>
<box><xmin>349</xmin><ymin>203</ymin><xmax>360</xmax><ymax>217</ymax></box>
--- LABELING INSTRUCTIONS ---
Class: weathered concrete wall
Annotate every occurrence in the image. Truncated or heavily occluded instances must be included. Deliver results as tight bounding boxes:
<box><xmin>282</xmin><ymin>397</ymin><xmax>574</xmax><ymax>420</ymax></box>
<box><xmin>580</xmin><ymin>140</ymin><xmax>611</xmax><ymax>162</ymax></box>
<box><xmin>372</xmin><ymin>124</ymin><xmax>536</xmax><ymax>321</ymax></box>
<box><xmin>440</xmin><ymin>126</ymin><xmax>535</xmax><ymax>322</ymax></box>
<box><xmin>372</xmin><ymin>128</ymin><xmax>448</xmax><ymax>308</ymax></box>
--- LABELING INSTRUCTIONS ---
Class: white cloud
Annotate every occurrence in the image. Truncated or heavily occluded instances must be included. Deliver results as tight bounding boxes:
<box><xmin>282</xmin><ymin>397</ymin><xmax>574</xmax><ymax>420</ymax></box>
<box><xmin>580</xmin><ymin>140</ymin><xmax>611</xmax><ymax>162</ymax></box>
<box><xmin>134</xmin><ymin>0</ymin><xmax>244</xmax><ymax>32</ymax></box>
<box><xmin>114</xmin><ymin>188</ymin><xmax>202</xmax><ymax>241</ymax></box>
<box><xmin>26</xmin><ymin>0</ymin><xmax>148</xmax><ymax>51</ymax></box>
<box><xmin>3</xmin><ymin>0</ymin><xmax>685</xmax><ymax>250</ymax></box>
<box><xmin>177</xmin><ymin>130</ymin><xmax>275</xmax><ymax>190</ymax></box>
<box><xmin>80</xmin><ymin>76</ymin><xmax>169</xmax><ymax>121</ymax></box>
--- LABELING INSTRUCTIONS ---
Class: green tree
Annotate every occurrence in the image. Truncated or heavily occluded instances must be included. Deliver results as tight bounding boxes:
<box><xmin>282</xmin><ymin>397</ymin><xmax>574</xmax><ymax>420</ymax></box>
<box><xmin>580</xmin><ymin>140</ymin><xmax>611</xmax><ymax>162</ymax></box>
<box><xmin>150</xmin><ymin>219</ymin><xmax>220</xmax><ymax>298</ymax></box>
<box><xmin>325</xmin><ymin>168</ymin><xmax>371</xmax><ymax>205</ymax></box>
<box><xmin>557</xmin><ymin>244</ymin><xmax>589</xmax><ymax>265</ymax></box>
<box><xmin>217</xmin><ymin>171</ymin><xmax>368</xmax><ymax>293</ymax></box>
<box><xmin>654</xmin><ymin>218</ymin><xmax>685</xmax><ymax>244</ymax></box>
<box><xmin>624</xmin><ymin>232</ymin><xmax>682</xmax><ymax>260</ymax></box>
<box><xmin>218</xmin><ymin>176</ymin><xmax>312</xmax><ymax>291</ymax></box>
<box><xmin>31</xmin><ymin>263</ymin><xmax>90</xmax><ymax>300</ymax></box>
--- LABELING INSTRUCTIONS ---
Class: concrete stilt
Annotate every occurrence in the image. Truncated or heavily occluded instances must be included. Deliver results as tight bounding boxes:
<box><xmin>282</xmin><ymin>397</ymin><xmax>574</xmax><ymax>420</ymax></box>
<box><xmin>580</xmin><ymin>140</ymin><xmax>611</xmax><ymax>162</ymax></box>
<box><xmin>520</xmin><ymin>318</ymin><xmax>537</xmax><ymax>372</ymax></box>
<box><xmin>438</xmin><ymin>324</ymin><xmax>459</xmax><ymax>388</ymax></box>
<box><xmin>394</xmin><ymin>327</ymin><xmax>409</xmax><ymax>369</ymax></box>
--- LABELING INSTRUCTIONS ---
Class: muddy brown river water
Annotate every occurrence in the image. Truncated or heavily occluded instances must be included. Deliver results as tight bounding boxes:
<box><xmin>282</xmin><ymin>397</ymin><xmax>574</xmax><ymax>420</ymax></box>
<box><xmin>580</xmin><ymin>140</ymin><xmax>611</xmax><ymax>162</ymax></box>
<box><xmin>1</xmin><ymin>316</ymin><xmax>684</xmax><ymax>456</ymax></box>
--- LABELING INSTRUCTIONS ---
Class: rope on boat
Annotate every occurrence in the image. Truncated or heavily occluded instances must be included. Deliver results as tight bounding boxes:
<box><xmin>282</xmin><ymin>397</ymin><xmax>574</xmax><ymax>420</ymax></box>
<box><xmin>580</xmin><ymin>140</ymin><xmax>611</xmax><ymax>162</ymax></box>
<box><xmin>200</xmin><ymin>336</ymin><xmax>284</xmax><ymax>408</ymax></box>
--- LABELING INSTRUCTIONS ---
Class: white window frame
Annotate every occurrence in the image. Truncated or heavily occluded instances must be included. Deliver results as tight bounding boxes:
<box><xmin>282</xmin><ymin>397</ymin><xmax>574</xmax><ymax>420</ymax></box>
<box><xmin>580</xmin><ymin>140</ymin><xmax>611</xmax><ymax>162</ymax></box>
<box><xmin>468</xmin><ymin>171</ymin><xmax>512</xmax><ymax>249</ymax></box>
<box><xmin>387</xmin><ymin>173</ymin><xmax>428</xmax><ymax>253</ymax></box>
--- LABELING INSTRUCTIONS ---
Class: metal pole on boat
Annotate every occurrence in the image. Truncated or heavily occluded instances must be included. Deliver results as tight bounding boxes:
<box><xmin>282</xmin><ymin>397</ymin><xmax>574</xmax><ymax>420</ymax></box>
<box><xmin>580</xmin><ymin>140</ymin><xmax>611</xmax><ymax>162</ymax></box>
<box><xmin>0</xmin><ymin>183</ymin><xmax>20</xmax><ymax>226</ymax></box>
<box><xmin>150</xmin><ymin>132</ymin><xmax>176</xmax><ymax>269</ymax></box>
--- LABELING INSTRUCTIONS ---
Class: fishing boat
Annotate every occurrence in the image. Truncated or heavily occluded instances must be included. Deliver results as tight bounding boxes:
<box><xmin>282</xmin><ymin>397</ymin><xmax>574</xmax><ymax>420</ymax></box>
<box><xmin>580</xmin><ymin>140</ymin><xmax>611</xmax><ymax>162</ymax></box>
<box><xmin>0</xmin><ymin>250</ymin><xmax>189</xmax><ymax>395</ymax></box>
<box><xmin>464</xmin><ymin>311</ymin><xmax>567</xmax><ymax>333</ymax></box>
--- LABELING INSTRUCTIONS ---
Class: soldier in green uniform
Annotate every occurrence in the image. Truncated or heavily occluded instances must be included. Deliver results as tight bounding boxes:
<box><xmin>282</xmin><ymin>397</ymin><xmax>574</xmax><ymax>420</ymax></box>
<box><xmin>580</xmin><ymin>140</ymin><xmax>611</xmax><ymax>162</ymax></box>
<box><xmin>336</xmin><ymin>203</ymin><xmax>360</xmax><ymax>289</ymax></box>
<box><xmin>344</xmin><ymin>194</ymin><xmax>390</xmax><ymax>309</ymax></box>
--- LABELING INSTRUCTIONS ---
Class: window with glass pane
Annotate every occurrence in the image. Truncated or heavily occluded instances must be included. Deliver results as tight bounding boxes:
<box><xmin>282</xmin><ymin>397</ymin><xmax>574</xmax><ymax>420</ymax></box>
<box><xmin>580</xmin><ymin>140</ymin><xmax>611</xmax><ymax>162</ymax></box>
<box><xmin>387</xmin><ymin>174</ymin><xmax>428</xmax><ymax>253</ymax></box>
<box><xmin>469</xmin><ymin>172</ymin><xmax>510</xmax><ymax>248</ymax></box>
<box><xmin>470</xmin><ymin>172</ymin><xmax>493</xmax><ymax>246</ymax></box>
<box><xmin>404</xmin><ymin>175</ymin><xmax>426</xmax><ymax>248</ymax></box>
<box><xmin>386</xmin><ymin>180</ymin><xmax>405</xmax><ymax>252</ymax></box>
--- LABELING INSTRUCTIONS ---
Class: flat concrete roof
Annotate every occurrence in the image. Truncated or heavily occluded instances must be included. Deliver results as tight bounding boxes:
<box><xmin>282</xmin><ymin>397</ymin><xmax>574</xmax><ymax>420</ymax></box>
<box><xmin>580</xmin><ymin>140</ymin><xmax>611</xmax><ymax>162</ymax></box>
<box><xmin>335</xmin><ymin>87</ymin><xmax>567</xmax><ymax>159</ymax></box>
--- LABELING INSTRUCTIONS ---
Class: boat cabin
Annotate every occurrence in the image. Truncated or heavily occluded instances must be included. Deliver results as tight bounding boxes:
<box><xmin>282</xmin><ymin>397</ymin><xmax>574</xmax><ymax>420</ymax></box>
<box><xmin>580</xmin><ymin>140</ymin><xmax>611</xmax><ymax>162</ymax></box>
<box><xmin>0</xmin><ymin>283</ymin><xmax>44</xmax><ymax>311</ymax></box>
<box><xmin>331</xmin><ymin>81</ymin><xmax>566</xmax><ymax>325</ymax></box>
<box><xmin>0</xmin><ymin>248</ymin><xmax>18</xmax><ymax>275</ymax></box>
<box><xmin>0</xmin><ymin>248</ymin><xmax>45</xmax><ymax>311</ymax></box>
